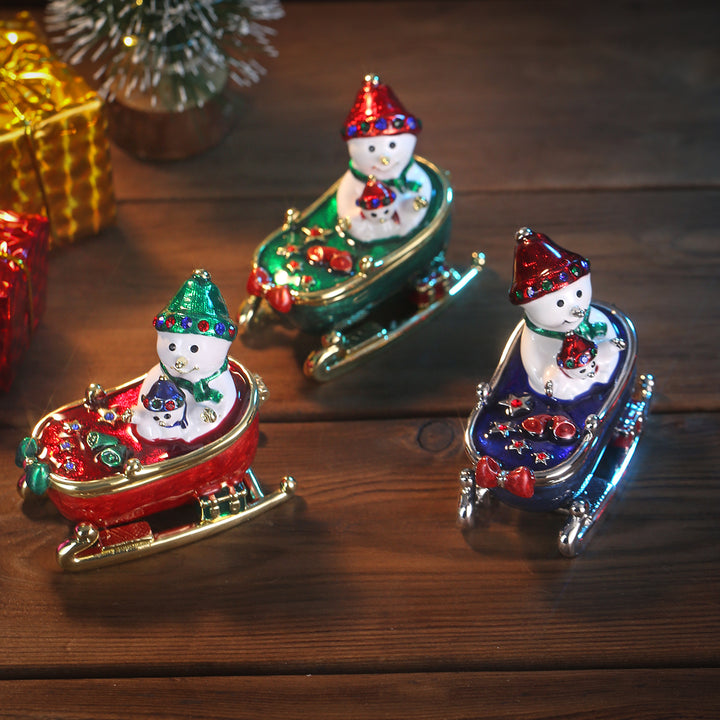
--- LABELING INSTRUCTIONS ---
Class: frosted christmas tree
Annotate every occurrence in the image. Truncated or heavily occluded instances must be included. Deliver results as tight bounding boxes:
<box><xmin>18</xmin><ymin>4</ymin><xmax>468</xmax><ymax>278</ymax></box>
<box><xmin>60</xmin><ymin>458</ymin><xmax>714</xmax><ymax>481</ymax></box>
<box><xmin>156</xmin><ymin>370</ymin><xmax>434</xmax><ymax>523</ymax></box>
<box><xmin>46</xmin><ymin>0</ymin><xmax>284</xmax><ymax>157</ymax></box>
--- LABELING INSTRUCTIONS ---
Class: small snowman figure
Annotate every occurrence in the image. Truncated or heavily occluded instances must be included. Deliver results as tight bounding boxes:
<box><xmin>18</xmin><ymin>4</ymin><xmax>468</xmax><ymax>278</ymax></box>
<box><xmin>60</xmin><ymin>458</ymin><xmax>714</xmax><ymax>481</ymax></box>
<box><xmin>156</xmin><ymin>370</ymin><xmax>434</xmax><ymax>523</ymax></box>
<box><xmin>134</xmin><ymin>269</ymin><xmax>238</xmax><ymax>442</ymax></box>
<box><xmin>349</xmin><ymin>176</ymin><xmax>401</xmax><ymax>241</ymax></box>
<box><xmin>556</xmin><ymin>332</ymin><xmax>599</xmax><ymax>382</ymax></box>
<box><xmin>139</xmin><ymin>375</ymin><xmax>188</xmax><ymax>439</ymax></box>
<box><xmin>336</xmin><ymin>73</ymin><xmax>432</xmax><ymax>239</ymax></box>
<box><xmin>509</xmin><ymin>228</ymin><xmax>621</xmax><ymax>400</ymax></box>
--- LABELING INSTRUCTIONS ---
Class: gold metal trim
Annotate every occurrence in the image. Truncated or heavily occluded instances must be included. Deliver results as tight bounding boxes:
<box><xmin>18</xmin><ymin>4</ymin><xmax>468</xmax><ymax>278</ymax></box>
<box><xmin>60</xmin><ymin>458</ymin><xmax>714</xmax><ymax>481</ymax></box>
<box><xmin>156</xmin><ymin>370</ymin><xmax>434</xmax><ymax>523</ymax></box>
<box><xmin>56</xmin><ymin>476</ymin><xmax>297</xmax><ymax>571</ymax></box>
<box><xmin>34</xmin><ymin>358</ymin><xmax>260</xmax><ymax>499</ymax></box>
<box><xmin>304</xmin><ymin>256</ymin><xmax>485</xmax><ymax>381</ymax></box>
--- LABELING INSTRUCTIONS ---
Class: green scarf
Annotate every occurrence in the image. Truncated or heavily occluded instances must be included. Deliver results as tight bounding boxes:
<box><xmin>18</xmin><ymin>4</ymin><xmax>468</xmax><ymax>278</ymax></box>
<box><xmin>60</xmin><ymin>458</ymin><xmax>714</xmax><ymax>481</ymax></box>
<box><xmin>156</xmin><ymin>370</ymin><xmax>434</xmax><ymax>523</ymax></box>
<box><xmin>349</xmin><ymin>158</ymin><xmax>421</xmax><ymax>193</ymax></box>
<box><xmin>160</xmin><ymin>358</ymin><xmax>228</xmax><ymax>403</ymax></box>
<box><xmin>524</xmin><ymin>308</ymin><xmax>607</xmax><ymax>341</ymax></box>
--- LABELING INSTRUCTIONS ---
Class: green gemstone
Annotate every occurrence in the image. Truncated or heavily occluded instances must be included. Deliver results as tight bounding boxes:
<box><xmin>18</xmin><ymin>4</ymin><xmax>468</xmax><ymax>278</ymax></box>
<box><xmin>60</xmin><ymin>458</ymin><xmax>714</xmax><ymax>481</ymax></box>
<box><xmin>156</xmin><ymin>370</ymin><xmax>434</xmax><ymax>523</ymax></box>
<box><xmin>15</xmin><ymin>436</ymin><xmax>38</xmax><ymax>468</ymax></box>
<box><xmin>25</xmin><ymin>462</ymin><xmax>50</xmax><ymax>495</ymax></box>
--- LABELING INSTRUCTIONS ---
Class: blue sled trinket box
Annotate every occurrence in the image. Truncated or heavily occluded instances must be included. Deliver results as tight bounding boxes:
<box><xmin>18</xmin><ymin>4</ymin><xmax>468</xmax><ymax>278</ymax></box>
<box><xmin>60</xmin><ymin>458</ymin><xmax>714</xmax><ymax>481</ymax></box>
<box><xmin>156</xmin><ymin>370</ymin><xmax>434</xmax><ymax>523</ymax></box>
<box><xmin>458</xmin><ymin>228</ymin><xmax>653</xmax><ymax>556</ymax></box>
<box><xmin>238</xmin><ymin>74</ymin><xmax>484</xmax><ymax>381</ymax></box>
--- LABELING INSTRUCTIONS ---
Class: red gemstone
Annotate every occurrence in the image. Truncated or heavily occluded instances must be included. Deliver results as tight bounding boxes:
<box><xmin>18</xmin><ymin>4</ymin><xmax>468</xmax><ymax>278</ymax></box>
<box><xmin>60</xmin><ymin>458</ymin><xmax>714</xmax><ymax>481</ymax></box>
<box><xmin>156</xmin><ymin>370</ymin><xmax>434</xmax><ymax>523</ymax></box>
<box><xmin>510</xmin><ymin>398</ymin><xmax>522</xmax><ymax>408</ymax></box>
<box><xmin>165</xmin><ymin>315</ymin><xmax>175</xmax><ymax>328</ymax></box>
<box><xmin>198</xmin><ymin>320</ymin><xmax>210</xmax><ymax>332</ymax></box>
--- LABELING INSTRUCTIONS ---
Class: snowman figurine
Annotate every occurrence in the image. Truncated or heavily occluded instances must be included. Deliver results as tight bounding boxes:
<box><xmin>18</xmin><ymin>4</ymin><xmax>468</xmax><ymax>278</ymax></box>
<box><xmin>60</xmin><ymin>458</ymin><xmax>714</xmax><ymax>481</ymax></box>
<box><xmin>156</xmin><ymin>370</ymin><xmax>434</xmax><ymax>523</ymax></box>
<box><xmin>509</xmin><ymin>228</ymin><xmax>622</xmax><ymax>400</ymax></box>
<box><xmin>139</xmin><ymin>375</ymin><xmax>188</xmax><ymax>439</ymax></box>
<box><xmin>349</xmin><ymin>176</ymin><xmax>401</xmax><ymax>241</ymax></box>
<box><xmin>134</xmin><ymin>269</ymin><xmax>238</xmax><ymax>442</ymax></box>
<box><xmin>556</xmin><ymin>332</ymin><xmax>599</xmax><ymax>382</ymax></box>
<box><xmin>336</xmin><ymin>73</ymin><xmax>432</xmax><ymax>240</ymax></box>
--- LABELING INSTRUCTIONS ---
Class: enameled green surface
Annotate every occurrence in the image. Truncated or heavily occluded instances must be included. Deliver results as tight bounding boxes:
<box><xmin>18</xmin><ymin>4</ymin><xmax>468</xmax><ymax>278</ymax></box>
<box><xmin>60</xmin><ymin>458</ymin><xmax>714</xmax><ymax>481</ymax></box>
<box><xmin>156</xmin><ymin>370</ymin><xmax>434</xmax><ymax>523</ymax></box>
<box><xmin>255</xmin><ymin>160</ymin><xmax>446</xmax><ymax>295</ymax></box>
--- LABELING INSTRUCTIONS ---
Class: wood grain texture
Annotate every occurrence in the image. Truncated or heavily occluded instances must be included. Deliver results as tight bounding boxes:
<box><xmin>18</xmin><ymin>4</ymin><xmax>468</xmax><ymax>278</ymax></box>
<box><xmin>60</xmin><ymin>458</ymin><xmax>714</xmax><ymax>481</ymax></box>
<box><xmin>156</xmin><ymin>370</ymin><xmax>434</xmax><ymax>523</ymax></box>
<box><xmin>2</xmin><ymin>414</ymin><xmax>718</xmax><ymax>677</ymax></box>
<box><xmin>0</xmin><ymin>1</ymin><xmax>717</xmax><ymax>716</ymax></box>
<box><xmin>108</xmin><ymin>1</ymin><xmax>720</xmax><ymax>200</ymax></box>
<box><xmin>0</xmin><ymin>670</ymin><xmax>718</xmax><ymax>720</ymax></box>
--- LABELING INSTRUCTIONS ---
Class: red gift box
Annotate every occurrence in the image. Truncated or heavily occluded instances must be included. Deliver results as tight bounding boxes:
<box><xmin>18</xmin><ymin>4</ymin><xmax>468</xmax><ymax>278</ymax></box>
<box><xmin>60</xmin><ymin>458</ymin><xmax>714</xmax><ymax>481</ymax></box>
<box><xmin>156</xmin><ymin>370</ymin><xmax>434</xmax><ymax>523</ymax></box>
<box><xmin>0</xmin><ymin>210</ymin><xmax>49</xmax><ymax>390</ymax></box>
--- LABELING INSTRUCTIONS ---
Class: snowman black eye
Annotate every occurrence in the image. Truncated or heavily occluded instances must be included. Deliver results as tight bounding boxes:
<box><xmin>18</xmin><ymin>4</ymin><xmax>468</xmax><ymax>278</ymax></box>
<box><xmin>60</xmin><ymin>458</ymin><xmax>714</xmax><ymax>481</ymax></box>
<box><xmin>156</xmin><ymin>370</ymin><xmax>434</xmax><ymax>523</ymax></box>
<box><xmin>164</xmin><ymin>413</ymin><xmax>171</xmax><ymax>419</ymax></box>
<box><xmin>190</xmin><ymin>345</ymin><xmax>198</xmax><ymax>353</ymax></box>
<box><xmin>169</xmin><ymin>343</ymin><xmax>176</xmax><ymax>351</ymax></box>
<box><xmin>580</xmin><ymin>368</ymin><xmax>586</xmax><ymax>374</ymax></box>
<box><xmin>384</xmin><ymin>209</ymin><xmax>389</xmax><ymax>214</ymax></box>
<box><xmin>556</xmin><ymin>299</ymin><xmax>565</xmax><ymax>307</ymax></box>
<box><xmin>153</xmin><ymin>415</ymin><xmax>159</xmax><ymax>421</ymax></box>
<box><xmin>576</xmin><ymin>290</ymin><xmax>583</xmax><ymax>298</ymax></box>
<box><xmin>371</xmin><ymin>212</ymin><xmax>377</xmax><ymax>217</ymax></box>
<box><xmin>389</xmin><ymin>141</ymin><xmax>396</xmax><ymax>149</ymax></box>
<box><xmin>368</xmin><ymin>145</ymin><xmax>375</xmax><ymax>153</ymax></box>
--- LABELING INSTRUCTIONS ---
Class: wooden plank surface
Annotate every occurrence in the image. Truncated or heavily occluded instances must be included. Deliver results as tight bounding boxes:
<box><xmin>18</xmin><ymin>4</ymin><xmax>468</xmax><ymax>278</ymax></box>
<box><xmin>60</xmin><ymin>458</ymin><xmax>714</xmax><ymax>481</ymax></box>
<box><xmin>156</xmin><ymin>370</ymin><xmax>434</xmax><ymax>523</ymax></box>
<box><xmin>1</xmin><ymin>0</ymin><xmax>719</xmax><ymax>717</ymax></box>
<box><xmin>2</xmin><ymin>414</ymin><xmax>718</xmax><ymax>675</ymax></box>
<box><xmin>1</xmin><ymin>670</ymin><xmax>718</xmax><ymax>719</ymax></box>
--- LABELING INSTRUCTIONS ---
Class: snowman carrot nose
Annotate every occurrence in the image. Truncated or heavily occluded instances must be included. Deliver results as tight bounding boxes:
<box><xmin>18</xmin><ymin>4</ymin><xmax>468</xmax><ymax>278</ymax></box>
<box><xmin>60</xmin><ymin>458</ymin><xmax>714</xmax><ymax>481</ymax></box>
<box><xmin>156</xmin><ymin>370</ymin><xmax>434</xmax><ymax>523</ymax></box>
<box><xmin>174</xmin><ymin>357</ymin><xmax>188</xmax><ymax>370</ymax></box>
<box><xmin>571</xmin><ymin>306</ymin><xmax>585</xmax><ymax>318</ymax></box>
<box><xmin>380</xmin><ymin>156</ymin><xmax>390</xmax><ymax>166</ymax></box>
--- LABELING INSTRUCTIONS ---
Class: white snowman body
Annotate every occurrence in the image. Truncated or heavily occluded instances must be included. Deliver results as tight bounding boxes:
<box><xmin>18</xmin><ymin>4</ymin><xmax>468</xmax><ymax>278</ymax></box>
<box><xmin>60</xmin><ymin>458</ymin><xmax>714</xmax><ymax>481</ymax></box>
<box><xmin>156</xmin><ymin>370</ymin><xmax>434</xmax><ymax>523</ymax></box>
<box><xmin>336</xmin><ymin>133</ymin><xmax>431</xmax><ymax>240</ymax></box>
<box><xmin>134</xmin><ymin>330</ymin><xmax>237</xmax><ymax>442</ymax></box>
<box><xmin>519</xmin><ymin>274</ymin><xmax>620</xmax><ymax>400</ymax></box>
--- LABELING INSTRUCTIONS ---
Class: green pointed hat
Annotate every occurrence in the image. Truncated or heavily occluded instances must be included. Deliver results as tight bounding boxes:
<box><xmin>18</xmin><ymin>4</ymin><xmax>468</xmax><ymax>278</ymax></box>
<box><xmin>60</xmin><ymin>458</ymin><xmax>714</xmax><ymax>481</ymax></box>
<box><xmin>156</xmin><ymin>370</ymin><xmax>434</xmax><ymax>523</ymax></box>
<box><xmin>153</xmin><ymin>269</ymin><xmax>236</xmax><ymax>342</ymax></box>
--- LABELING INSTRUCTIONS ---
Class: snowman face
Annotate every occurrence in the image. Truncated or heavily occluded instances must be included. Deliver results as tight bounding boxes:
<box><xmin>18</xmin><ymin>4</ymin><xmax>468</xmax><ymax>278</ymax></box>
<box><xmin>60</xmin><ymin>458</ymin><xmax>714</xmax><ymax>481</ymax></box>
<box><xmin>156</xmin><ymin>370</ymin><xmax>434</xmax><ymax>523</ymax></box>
<box><xmin>151</xmin><ymin>403</ymin><xmax>186</xmax><ymax>428</ymax></box>
<box><xmin>363</xmin><ymin>197</ymin><xmax>398</xmax><ymax>224</ymax></box>
<box><xmin>561</xmin><ymin>358</ymin><xmax>599</xmax><ymax>381</ymax></box>
<box><xmin>156</xmin><ymin>330</ymin><xmax>231</xmax><ymax>382</ymax></box>
<box><xmin>523</xmin><ymin>274</ymin><xmax>592</xmax><ymax>332</ymax></box>
<box><xmin>347</xmin><ymin>133</ymin><xmax>417</xmax><ymax>180</ymax></box>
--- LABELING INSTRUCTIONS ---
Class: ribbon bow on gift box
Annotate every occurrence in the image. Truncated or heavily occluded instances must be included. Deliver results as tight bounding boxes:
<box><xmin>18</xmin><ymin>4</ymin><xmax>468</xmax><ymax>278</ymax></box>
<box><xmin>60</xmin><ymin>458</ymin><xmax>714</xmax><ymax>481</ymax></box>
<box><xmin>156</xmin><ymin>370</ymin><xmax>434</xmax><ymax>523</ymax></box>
<box><xmin>475</xmin><ymin>455</ymin><xmax>535</xmax><ymax>498</ymax></box>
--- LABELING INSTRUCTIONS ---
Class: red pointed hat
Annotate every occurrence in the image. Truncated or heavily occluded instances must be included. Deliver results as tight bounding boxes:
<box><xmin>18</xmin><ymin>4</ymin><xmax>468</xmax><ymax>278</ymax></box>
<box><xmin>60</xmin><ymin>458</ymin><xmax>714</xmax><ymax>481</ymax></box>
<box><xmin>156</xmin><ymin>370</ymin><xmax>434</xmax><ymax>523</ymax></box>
<box><xmin>342</xmin><ymin>73</ymin><xmax>421</xmax><ymax>140</ymax></box>
<box><xmin>557</xmin><ymin>332</ymin><xmax>597</xmax><ymax>370</ymax></box>
<box><xmin>509</xmin><ymin>227</ymin><xmax>590</xmax><ymax>305</ymax></box>
<box><xmin>356</xmin><ymin>177</ymin><xmax>396</xmax><ymax>210</ymax></box>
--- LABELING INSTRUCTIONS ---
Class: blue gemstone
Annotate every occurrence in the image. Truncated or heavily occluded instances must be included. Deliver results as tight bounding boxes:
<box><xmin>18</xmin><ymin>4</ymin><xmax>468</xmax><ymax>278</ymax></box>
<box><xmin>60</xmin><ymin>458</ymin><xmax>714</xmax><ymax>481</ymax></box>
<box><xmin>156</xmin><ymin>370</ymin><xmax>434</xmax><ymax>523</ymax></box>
<box><xmin>215</xmin><ymin>322</ymin><xmax>226</xmax><ymax>336</ymax></box>
<box><xmin>104</xmin><ymin>412</ymin><xmax>115</xmax><ymax>421</ymax></box>
<box><xmin>181</xmin><ymin>316</ymin><xmax>192</xmax><ymax>329</ymax></box>
<box><xmin>407</xmin><ymin>117</ymin><xmax>417</xmax><ymax>129</ymax></box>
<box><xmin>374</xmin><ymin>118</ymin><xmax>387</xmax><ymax>131</ymax></box>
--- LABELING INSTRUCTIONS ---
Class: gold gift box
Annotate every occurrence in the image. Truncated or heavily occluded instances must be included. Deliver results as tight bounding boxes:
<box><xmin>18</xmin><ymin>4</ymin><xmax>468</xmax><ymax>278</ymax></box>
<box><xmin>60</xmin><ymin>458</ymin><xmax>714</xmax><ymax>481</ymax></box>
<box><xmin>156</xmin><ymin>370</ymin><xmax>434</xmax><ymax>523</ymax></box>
<box><xmin>0</xmin><ymin>12</ymin><xmax>116</xmax><ymax>247</ymax></box>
